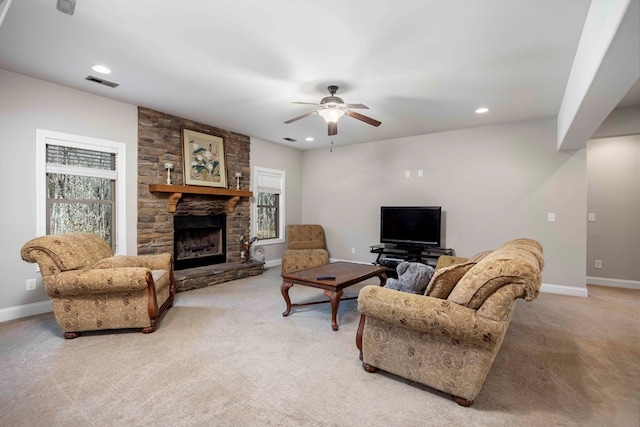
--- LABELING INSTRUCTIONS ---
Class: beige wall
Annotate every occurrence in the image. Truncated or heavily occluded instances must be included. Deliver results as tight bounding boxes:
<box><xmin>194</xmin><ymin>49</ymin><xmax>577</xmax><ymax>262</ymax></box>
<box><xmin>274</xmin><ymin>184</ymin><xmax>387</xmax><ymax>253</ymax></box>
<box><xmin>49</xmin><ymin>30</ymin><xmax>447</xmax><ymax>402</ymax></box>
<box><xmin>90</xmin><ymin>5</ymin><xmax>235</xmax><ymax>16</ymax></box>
<box><xmin>300</xmin><ymin>118</ymin><xmax>588</xmax><ymax>291</ymax></box>
<box><xmin>587</xmin><ymin>134</ymin><xmax>640</xmax><ymax>281</ymax></box>
<box><xmin>0</xmin><ymin>69</ymin><xmax>138</xmax><ymax>314</ymax></box>
<box><xmin>249</xmin><ymin>137</ymin><xmax>303</xmax><ymax>264</ymax></box>
<box><xmin>592</xmin><ymin>105</ymin><xmax>640</xmax><ymax>138</ymax></box>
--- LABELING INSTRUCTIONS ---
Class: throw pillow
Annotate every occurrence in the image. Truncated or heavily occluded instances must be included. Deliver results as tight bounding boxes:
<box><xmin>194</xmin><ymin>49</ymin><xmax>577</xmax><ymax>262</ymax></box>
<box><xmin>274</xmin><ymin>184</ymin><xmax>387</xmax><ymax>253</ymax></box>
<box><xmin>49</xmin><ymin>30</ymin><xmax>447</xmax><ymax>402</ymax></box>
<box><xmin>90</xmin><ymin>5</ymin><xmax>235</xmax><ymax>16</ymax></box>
<box><xmin>424</xmin><ymin>262</ymin><xmax>476</xmax><ymax>299</ymax></box>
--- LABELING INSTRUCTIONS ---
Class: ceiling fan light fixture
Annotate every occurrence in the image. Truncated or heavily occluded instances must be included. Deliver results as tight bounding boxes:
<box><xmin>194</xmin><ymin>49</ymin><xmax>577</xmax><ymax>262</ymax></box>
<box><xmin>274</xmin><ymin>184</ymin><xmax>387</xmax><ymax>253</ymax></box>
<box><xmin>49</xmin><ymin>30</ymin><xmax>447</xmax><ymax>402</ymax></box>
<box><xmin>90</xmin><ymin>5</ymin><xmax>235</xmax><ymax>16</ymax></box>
<box><xmin>284</xmin><ymin>85</ymin><xmax>380</xmax><ymax>136</ymax></box>
<box><xmin>318</xmin><ymin>108</ymin><xmax>345</xmax><ymax>124</ymax></box>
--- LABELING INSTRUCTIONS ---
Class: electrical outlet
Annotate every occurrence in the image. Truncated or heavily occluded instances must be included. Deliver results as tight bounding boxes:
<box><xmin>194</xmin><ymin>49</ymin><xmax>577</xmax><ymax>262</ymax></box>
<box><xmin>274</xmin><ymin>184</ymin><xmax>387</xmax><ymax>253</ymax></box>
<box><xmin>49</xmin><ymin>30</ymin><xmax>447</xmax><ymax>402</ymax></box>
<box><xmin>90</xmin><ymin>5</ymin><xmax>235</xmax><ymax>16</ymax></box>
<box><xmin>405</xmin><ymin>170</ymin><xmax>410</xmax><ymax>178</ymax></box>
<box><xmin>588</xmin><ymin>213</ymin><xmax>596</xmax><ymax>222</ymax></box>
<box><xmin>418</xmin><ymin>169</ymin><xmax>423</xmax><ymax>177</ymax></box>
<box><xmin>26</xmin><ymin>279</ymin><xmax>36</xmax><ymax>291</ymax></box>
<box><xmin>351</xmin><ymin>247</ymin><xmax>356</xmax><ymax>254</ymax></box>
<box><xmin>547</xmin><ymin>213</ymin><xmax>556</xmax><ymax>222</ymax></box>
<box><xmin>595</xmin><ymin>260</ymin><xmax>602</xmax><ymax>269</ymax></box>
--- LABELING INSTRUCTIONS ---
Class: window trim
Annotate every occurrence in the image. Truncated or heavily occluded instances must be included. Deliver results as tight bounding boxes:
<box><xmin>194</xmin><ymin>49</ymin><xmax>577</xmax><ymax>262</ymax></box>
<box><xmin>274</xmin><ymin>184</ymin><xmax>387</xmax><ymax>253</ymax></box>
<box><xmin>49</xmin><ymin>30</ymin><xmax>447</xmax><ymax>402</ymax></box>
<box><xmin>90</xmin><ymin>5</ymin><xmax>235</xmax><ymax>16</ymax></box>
<box><xmin>36</xmin><ymin>129</ymin><xmax>127</xmax><ymax>254</ymax></box>
<box><xmin>252</xmin><ymin>166</ymin><xmax>285</xmax><ymax>245</ymax></box>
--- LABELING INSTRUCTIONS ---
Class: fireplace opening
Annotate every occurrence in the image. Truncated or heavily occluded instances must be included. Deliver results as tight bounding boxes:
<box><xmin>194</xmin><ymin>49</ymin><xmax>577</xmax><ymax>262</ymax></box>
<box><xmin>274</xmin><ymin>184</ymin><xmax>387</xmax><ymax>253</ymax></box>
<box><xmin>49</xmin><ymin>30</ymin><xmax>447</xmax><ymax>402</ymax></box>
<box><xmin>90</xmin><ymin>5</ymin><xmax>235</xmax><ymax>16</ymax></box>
<box><xmin>174</xmin><ymin>215</ymin><xmax>226</xmax><ymax>270</ymax></box>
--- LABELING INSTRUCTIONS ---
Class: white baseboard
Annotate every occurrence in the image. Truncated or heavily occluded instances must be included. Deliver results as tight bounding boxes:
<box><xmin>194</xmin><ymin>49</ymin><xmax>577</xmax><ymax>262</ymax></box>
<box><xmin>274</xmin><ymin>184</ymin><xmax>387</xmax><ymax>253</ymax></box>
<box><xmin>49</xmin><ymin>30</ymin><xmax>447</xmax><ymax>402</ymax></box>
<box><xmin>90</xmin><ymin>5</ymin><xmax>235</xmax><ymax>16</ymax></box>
<box><xmin>0</xmin><ymin>300</ymin><xmax>52</xmax><ymax>323</ymax></box>
<box><xmin>264</xmin><ymin>259</ymin><xmax>282</xmax><ymax>269</ymax></box>
<box><xmin>586</xmin><ymin>276</ymin><xmax>640</xmax><ymax>290</ymax></box>
<box><xmin>540</xmin><ymin>283</ymin><xmax>589</xmax><ymax>297</ymax></box>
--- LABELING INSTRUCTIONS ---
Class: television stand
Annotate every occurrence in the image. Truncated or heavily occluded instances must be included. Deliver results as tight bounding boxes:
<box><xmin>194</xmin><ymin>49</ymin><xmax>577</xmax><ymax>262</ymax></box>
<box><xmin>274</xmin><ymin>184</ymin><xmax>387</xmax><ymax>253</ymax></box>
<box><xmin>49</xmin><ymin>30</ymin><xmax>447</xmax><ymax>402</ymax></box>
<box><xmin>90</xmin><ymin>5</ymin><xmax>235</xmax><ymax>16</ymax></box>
<box><xmin>370</xmin><ymin>244</ymin><xmax>455</xmax><ymax>278</ymax></box>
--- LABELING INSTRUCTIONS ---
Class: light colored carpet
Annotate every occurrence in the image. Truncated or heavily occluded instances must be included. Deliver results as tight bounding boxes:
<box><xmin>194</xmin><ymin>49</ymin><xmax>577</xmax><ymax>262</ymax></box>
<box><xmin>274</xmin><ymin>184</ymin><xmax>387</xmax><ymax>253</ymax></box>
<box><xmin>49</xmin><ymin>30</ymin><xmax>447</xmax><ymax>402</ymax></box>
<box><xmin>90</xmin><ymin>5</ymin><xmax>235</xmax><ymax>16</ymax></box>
<box><xmin>1</xmin><ymin>267</ymin><xmax>638</xmax><ymax>427</ymax></box>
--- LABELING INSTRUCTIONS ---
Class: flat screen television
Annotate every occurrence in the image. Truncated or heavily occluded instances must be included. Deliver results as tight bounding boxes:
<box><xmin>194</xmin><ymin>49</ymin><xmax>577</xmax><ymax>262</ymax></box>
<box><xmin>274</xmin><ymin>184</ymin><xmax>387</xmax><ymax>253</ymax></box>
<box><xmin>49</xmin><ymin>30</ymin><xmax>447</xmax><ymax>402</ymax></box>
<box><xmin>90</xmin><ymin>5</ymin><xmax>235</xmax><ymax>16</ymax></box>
<box><xmin>380</xmin><ymin>206</ymin><xmax>442</xmax><ymax>248</ymax></box>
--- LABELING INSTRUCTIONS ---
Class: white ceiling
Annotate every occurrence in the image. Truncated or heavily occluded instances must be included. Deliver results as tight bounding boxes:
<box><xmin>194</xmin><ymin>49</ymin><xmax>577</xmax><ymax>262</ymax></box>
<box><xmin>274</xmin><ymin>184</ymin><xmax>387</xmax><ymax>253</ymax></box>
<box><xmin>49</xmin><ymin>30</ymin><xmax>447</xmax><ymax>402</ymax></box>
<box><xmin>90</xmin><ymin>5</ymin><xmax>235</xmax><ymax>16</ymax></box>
<box><xmin>1</xmin><ymin>0</ymin><xmax>631</xmax><ymax>150</ymax></box>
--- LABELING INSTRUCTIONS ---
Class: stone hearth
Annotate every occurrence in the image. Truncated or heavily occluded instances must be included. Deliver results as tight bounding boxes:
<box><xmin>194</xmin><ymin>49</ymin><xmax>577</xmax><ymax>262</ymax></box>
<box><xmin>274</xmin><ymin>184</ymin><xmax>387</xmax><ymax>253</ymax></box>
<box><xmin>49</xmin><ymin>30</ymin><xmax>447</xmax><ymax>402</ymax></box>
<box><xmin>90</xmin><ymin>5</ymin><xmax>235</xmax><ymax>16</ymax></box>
<box><xmin>174</xmin><ymin>261</ymin><xmax>265</xmax><ymax>292</ymax></box>
<box><xmin>136</xmin><ymin>107</ymin><xmax>264</xmax><ymax>292</ymax></box>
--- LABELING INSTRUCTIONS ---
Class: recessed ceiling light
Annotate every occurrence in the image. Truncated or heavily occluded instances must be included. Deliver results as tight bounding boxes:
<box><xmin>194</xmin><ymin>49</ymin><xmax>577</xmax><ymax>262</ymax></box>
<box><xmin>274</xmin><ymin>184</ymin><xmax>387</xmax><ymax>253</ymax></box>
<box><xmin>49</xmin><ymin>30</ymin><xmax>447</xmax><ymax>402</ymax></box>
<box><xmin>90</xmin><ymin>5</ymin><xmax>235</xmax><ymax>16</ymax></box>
<box><xmin>305</xmin><ymin>137</ymin><xmax>314</xmax><ymax>142</ymax></box>
<box><xmin>91</xmin><ymin>64</ymin><xmax>111</xmax><ymax>74</ymax></box>
<box><xmin>475</xmin><ymin>107</ymin><xmax>489</xmax><ymax>114</ymax></box>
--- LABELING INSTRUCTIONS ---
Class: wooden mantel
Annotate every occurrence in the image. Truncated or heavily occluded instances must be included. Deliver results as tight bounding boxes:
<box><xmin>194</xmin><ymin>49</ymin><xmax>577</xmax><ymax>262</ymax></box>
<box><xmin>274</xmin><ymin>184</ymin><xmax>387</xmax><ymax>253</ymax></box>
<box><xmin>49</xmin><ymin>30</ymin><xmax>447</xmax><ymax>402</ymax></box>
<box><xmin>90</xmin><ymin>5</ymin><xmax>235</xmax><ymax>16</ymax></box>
<box><xmin>149</xmin><ymin>184</ymin><xmax>253</xmax><ymax>213</ymax></box>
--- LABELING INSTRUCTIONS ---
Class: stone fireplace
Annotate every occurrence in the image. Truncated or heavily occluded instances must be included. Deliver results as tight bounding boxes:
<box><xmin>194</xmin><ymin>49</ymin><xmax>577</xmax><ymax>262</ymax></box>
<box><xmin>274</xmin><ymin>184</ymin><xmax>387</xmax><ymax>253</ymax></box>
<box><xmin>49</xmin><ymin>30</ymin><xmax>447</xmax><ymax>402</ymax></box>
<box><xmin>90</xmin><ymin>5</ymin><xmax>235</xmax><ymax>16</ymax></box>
<box><xmin>136</xmin><ymin>107</ymin><xmax>264</xmax><ymax>292</ymax></box>
<box><xmin>173</xmin><ymin>214</ymin><xmax>226</xmax><ymax>270</ymax></box>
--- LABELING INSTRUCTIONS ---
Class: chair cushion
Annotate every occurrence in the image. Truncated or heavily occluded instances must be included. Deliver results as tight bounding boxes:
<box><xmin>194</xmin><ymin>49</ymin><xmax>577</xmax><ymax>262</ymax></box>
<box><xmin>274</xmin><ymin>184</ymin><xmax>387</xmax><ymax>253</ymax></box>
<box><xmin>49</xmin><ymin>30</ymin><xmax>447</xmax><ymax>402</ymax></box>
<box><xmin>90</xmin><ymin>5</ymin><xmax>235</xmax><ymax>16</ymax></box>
<box><xmin>448</xmin><ymin>245</ymin><xmax>542</xmax><ymax>308</ymax></box>
<box><xmin>286</xmin><ymin>225</ymin><xmax>326</xmax><ymax>250</ymax></box>
<box><xmin>501</xmin><ymin>238</ymin><xmax>544</xmax><ymax>270</ymax></box>
<box><xmin>21</xmin><ymin>232</ymin><xmax>113</xmax><ymax>272</ymax></box>
<box><xmin>281</xmin><ymin>249</ymin><xmax>329</xmax><ymax>275</ymax></box>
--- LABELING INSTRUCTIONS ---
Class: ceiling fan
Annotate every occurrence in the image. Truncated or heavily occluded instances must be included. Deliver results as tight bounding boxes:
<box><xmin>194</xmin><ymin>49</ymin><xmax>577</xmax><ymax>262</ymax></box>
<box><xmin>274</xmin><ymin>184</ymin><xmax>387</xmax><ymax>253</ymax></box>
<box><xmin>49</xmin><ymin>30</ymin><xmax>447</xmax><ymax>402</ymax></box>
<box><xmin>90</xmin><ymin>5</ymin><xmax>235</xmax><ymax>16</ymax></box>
<box><xmin>284</xmin><ymin>85</ymin><xmax>381</xmax><ymax>136</ymax></box>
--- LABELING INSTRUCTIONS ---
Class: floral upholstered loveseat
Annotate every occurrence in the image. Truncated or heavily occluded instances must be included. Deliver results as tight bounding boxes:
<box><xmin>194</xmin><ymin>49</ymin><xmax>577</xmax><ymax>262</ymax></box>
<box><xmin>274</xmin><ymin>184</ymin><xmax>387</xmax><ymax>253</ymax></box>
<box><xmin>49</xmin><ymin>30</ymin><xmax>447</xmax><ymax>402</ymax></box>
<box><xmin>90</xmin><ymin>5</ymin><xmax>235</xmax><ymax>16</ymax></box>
<box><xmin>21</xmin><ymin>232</ymin><xmax>175</xmax><ymax>339</ymax></box>
<box><xmin>356</xmin><ymin>238</ymin><xmax>544</xmax><ymax>406</ymax></box>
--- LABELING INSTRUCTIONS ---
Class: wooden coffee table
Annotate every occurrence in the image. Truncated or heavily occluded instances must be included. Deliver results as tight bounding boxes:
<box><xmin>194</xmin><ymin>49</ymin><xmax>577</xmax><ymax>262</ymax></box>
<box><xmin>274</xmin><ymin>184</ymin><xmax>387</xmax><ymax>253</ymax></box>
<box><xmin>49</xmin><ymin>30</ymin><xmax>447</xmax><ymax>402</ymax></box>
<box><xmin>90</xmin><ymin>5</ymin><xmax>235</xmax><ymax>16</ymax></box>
<box><xmin>281</xmin><ymin>262</ymin><xmax>387</xmax><ymax>331</ymax></box>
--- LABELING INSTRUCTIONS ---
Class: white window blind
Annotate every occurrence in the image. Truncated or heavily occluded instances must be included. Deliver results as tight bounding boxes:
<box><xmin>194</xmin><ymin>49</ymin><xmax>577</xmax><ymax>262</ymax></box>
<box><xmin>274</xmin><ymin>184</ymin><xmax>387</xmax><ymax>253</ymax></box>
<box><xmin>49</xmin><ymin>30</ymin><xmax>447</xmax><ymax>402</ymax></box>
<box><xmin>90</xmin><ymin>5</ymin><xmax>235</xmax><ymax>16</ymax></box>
<box><xmin>46</xmin><ymin>144</ymin><xmax>118</xmax><ymax>179</ymax></box>
<box><xmin>257</xmin><ymin>171</ymin><xmax>283</xmax><ymax>194</ymax></box>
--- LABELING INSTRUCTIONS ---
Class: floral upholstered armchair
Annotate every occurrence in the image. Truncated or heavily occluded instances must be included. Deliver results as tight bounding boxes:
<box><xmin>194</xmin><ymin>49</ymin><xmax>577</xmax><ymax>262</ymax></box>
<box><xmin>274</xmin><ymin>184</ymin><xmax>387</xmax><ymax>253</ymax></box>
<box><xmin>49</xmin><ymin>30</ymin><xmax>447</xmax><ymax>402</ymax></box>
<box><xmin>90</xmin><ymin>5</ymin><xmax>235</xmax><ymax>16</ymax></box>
<box><xmin>356</xmin><ymin>239</ymin><xmax>544</xmax><ymax>406</ymax></box>
<box><xmin>280</xmin><ymin>225</ymin><xmax>329</xmax><ymax>275</ymax></box>
<box><xmin>21</xmin><ymin>232</ymin><xmax>175</xmax><ymax>339</ymax></box>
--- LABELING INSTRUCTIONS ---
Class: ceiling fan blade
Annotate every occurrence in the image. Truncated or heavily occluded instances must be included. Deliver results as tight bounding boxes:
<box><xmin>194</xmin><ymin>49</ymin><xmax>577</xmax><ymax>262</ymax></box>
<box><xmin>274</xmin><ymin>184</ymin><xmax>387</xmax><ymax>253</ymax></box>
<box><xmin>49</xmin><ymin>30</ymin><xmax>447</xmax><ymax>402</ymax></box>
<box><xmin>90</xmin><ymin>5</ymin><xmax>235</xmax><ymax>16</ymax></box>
<box><xmin>328</xmin><ymin>121</ymin><xmax>337</xmax><ymax>136</ymax></box>
<box><xmin>284</xmin><ymin>110</ymin><xmax>318</xmax><ymax>124</ymax></box>
<box><xmin>343</xmin><ymin>103</ymin><xmax>369</xmax><ymax>109</ymax></box>
<box><xmin>345</xmin><ymin>110</ymin><xmax>381</xmax><ymax>127</ymax></box>
<box><xmin>292</xmin><ymin>102</ymin><xmax>322</xmax><ymax>106</ymax></box>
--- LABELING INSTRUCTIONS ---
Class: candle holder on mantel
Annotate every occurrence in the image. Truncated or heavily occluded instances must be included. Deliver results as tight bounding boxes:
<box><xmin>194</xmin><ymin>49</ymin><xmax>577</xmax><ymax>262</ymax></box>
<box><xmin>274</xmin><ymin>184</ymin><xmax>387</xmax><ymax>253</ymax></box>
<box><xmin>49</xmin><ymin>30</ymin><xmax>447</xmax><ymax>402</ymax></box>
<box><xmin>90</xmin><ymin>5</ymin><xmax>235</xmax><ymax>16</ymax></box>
<box><xmin>164</xmin><ymin>163</ymin><xmax>174</xmax><ymax>185</ymax></box>
<box><xmin>234</xmin><ymin>172</ymin><xmax>242</xmax><ymax>190</ymax></box>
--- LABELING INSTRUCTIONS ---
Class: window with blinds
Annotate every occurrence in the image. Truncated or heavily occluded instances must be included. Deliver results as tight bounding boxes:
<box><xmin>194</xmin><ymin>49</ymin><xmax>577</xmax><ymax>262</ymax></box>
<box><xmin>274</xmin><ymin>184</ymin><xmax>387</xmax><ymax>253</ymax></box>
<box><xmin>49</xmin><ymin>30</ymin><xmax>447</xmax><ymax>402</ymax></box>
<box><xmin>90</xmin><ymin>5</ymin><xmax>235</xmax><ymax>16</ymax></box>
<box><xmin>46</xmin><ymin>144</ymin><xmax>117</xmax><ymax>247</ymax></box>
<box><xmin>254</xmin><ymin>167</ymin><xmax>285</xmax><ymax>241</ymax></box>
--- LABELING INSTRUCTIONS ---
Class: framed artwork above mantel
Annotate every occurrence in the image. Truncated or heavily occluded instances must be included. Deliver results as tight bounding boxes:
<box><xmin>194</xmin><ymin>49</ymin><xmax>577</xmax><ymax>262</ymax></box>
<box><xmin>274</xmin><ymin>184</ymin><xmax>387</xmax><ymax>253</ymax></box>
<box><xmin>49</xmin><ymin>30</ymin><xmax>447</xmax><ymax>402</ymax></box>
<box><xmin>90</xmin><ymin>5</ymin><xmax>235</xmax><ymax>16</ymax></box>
<box><xmin>182</xmin><ymin>128</ymin><xmax>227</xmax><ymax>188</ymax></box>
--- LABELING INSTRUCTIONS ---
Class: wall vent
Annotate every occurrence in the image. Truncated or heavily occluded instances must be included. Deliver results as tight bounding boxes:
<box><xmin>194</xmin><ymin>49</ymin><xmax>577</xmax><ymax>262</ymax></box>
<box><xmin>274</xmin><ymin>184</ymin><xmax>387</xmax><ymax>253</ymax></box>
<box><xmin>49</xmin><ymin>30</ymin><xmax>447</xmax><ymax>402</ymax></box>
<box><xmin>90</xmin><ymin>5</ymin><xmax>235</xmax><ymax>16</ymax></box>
<box><xmin>85</xmin><ymin>75</ymin><xmax>119</xmax><ymax>88</ymax></box>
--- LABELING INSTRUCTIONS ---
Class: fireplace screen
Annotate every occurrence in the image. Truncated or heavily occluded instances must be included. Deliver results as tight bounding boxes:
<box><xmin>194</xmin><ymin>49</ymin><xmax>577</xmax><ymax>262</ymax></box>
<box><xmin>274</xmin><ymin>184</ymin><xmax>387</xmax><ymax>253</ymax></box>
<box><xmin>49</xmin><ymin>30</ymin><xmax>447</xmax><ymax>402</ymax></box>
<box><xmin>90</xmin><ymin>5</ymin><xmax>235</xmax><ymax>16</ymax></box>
<box><xmin>174</xmin><ymin>215</ymin><xmax>226</xmax><ymax>269</ymax></box>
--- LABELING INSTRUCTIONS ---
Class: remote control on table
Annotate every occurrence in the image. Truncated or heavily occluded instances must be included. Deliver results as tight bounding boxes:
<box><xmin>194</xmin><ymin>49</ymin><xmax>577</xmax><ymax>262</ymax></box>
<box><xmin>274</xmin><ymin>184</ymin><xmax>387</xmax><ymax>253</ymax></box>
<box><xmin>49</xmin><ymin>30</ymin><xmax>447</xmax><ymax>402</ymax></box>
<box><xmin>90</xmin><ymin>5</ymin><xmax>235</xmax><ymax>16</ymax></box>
<box><xmin>316</xmin><ymin>275</ymin><xmax>336</xmax><ymax>280</ymax></box>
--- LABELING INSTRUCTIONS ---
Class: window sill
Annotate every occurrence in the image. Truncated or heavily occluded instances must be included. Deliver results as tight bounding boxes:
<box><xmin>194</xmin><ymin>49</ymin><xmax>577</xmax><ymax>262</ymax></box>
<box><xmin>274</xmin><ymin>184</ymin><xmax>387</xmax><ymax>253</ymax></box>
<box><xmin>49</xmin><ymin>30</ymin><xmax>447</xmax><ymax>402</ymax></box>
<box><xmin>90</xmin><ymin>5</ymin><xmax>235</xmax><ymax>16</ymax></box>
<box><xmin>255</xmin><ymin>238</ymin><xmax>285</xmax><ymax>246</ymax></box>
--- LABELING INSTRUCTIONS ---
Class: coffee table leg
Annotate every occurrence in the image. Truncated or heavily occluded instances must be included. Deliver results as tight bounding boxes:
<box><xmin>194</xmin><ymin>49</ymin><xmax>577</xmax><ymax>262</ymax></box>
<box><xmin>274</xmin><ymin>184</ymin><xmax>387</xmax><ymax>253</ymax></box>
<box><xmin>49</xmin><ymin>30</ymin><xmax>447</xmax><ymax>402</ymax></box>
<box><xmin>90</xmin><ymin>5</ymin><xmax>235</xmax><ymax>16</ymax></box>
<box><xmin>281</xmin><ymin>281</ymin><xmax>294</xmax><ymax>316</ymax></box>
<box><xmin>324</xmin><ymin>289</ymin><xmax>343</xmax><ymax>331</ymax></box>
<box><xmin>378</xmin><ymin>272</ymin><xmax>387</xmax><ymax>287</ymax></box>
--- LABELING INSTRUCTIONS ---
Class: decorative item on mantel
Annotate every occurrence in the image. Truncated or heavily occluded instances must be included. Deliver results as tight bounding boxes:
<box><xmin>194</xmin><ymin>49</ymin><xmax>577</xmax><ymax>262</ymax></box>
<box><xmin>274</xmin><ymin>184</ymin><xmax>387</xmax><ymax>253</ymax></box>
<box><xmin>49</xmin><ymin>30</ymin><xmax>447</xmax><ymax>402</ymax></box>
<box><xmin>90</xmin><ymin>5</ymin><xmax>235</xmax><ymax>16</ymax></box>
<box><xmin>164</xmin><ymin>162</ymin><xmax>173</xmax><ymax>185</ymax></box>
<box><xmin>240</xmin><ymin>234</ymin><xmax>258</xmax><ymax>263</ymax></box>
<box><xmin>234</xmin><ymin>172</ymin><xmax>242</xmax><ymax>190</ymax></box>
